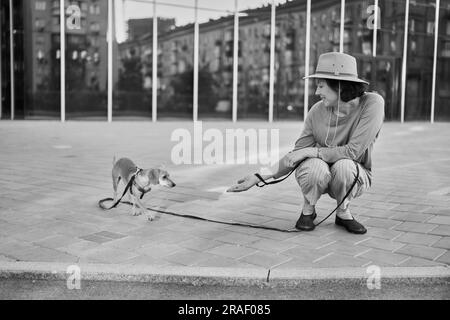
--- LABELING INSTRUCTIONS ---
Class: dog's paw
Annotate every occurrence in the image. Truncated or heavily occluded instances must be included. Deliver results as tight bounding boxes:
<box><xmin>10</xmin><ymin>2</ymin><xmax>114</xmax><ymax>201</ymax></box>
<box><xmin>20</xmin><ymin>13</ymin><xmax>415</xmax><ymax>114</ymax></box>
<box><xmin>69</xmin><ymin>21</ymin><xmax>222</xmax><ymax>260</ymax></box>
<box><xmin>147</xmin><ymin>212</ymin><xmax>156</xmax><ymax>221</ymax></box>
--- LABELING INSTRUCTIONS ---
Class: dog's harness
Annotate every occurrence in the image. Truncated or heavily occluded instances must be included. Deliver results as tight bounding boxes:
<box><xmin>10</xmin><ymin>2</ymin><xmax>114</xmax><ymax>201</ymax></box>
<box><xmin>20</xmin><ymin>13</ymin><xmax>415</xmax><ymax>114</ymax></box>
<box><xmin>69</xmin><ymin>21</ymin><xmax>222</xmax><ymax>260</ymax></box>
<box><xmin>131</xmin><ymin>168</ymin><xmax>151</xmax><ymax>199</ymax></box>
<box><xmin>99</xmin><ymin>160</ymin><xmax>360</xmax><ymax>233</ymax></box>
<box><xmin>99</xmin><ymin>167</ymin><xmax>149</xmax><ymax>210</ymax></box>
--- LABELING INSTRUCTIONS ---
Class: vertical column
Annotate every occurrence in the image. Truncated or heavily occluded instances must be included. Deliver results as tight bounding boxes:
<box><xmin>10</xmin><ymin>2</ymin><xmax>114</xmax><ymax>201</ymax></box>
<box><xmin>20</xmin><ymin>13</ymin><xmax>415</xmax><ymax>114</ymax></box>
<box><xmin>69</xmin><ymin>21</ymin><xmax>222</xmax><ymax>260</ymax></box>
<box><xmin>400</xmin><ymin>0</ymin><xmax>410</xmax><ymax>123</ymax></box>
<box><xmin>9</xmin><ymin>0</ymin><xmax>14</xmax><ymax>120</ymax></box>
<box><xmin>304</xmin><ymin>0</ymin><xmax>311</xmax><ymax>120</ymax></box>
<box><xmin>193</xmin><ymin>0</ymin><xmax>199</xmax><ymax>122</ymax></box>
<box><xmin>340</xmin><ymin>0</ymin><xmax>345</xmax><ymax>53</ymax></box>
<box><xmin>430</xmin><ymin>0</ymin><xmax>440</xmax><ymax>123</ymax></box>
<box><xmin>373</xmin><ymin>0</ymin><xmax>379</xmax><ymax>57</ymax></box>
<box><xmin>268</xmin><ymin>0</ymin><xmax>275</xmax><ymax>123</ymax></box>
<box><xmin>232</xmin><ymin>0</ymin><xmax>239</xmax><ymax>123</ymax></box>
<box><xmin>60</xmin><ymin>0</ymin><xmax>66</xmax><ymax>122</ymax></box>
<box><xmin>107</xmin><ymin>0</ymin><xmax>113</xmax><ymax>122</ymax></box>
<box><xmin>152</xmin><ymin>3</ymin><xmax>158</xmax><ymax>122</ymax></box>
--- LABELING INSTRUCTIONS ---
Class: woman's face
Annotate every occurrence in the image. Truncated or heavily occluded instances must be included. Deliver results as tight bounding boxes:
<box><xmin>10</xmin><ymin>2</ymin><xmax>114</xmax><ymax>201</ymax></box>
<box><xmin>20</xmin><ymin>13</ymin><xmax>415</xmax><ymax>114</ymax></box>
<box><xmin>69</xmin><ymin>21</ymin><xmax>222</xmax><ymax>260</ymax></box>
<box><xmin>315</xmin><ymin>79</ymin><xmax>338</xmax><ymax>107</ymax></box>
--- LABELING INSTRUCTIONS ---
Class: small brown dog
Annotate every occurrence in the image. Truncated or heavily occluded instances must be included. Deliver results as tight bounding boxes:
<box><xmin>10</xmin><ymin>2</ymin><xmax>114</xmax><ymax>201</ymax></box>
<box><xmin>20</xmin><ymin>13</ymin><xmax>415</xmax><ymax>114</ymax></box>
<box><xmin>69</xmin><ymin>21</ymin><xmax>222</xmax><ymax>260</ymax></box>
<box><xmin>112</xmin><ymin>157</ymin><xmax>176</xmax><ymax>220</ymax></box>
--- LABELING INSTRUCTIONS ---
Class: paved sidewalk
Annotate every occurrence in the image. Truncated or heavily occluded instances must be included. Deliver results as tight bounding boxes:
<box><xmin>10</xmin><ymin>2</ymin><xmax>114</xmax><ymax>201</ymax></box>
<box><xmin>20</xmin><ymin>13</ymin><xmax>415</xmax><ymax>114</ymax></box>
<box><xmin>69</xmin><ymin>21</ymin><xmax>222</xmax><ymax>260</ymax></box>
<box><xmin>0</xmin><ymin>121</ymin><xmax>449</xmax><ymax>276</ymax></box>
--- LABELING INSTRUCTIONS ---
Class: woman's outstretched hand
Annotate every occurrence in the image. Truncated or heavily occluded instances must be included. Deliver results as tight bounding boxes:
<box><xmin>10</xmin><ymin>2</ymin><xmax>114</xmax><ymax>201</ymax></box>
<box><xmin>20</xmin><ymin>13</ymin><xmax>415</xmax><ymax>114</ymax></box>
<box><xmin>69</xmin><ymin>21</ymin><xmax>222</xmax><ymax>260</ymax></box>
<box><xmin>227</xmin><ymin>175</ymin><xmax>261</xmax><ymax>192</ymax></box>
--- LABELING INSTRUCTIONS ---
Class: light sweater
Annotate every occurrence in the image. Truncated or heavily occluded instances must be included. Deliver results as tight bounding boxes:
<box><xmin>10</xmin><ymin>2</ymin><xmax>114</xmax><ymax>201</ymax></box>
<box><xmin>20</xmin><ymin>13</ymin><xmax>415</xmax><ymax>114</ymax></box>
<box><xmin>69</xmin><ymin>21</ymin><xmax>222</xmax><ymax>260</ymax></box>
<box><xmin>274</xmin><ymin>92</ymin><xmax>385</xmax><ymax>179</ymax></box>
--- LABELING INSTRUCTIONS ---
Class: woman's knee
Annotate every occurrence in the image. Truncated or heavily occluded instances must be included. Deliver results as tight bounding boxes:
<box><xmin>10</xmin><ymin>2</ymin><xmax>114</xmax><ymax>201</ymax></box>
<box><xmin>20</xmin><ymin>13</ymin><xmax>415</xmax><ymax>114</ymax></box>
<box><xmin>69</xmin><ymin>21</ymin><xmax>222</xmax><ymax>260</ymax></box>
<box><xmin>295</xmin><ymin>158</ymin><xmax>331</xmax><ymax>188</ymax></box>
<box><xmin>330</xmin><ymin>159</ymin><xmax>357</xmax><ymax>184</ymax></box>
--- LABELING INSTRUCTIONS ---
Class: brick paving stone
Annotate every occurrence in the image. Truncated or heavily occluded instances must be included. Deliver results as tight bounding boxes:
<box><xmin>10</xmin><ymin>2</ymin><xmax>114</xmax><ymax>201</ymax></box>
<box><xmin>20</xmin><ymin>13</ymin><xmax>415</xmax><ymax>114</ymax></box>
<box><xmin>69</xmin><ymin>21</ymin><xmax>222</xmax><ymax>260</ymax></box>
<box><xmin>366</xmin><ymin>227</ymin><xmax>404</xmax><ymax>240</ymax></box>
<box><xmin>122</xmin><ymin>255</ymin><xmax>170</xmax><ymax>266</ymax></box>
<box><xmin>206</xmin><ymin>244</ymin><xmax>258</xmax><ymax>259</ymax></box>
<box><xmin>432</xmin><ymin>237</ymin><xmax>450</xmax><ymax>250</ymax></box>
<box><xmin>102</xmin><ymin>236</ymin><xmax>154</xmax><ymax>250</ymax></box>
<box><xmin>436</xmin><ymin>251</ymin><xmax>450</xmax><ymax>264</ymax></box>
<box><xmin>79</xmin><ymin>233</ymin><xmax>114</xmax><ymax>244</ymax></box>
<box><xmin>357</xmin><ymin>248</ymin><xmax>410</xmax><ymax>266</ymax></box>
<box><xmin>34</xmin><ymin>235</ymin><xmax>83</xmax><ymax>249</ymax></box>
<box><xmin>134</xmin><ymin>243</ymin><xmax>183</xmax><ymax>259</ymax></box>
<box><xmin>178</xmin><ymin>237</ymin><xmax>225</xmax><ymax>251</ymax></box>
<box><xmin>238</xmin><ymin>251</ymin><xmax>292</xmax><ymax>268</ymax></box>
<box><xmin>391</xmin><ymin>204</ymin><xmax>432</xmax><ymax>213</ymax></box>
<box><xmin>245</xmin><ymin>238</ymin><xmax>298</xmax><ymax>254</ymax></box>
<box><xmin>359</xmin><ymin>238</ymin><xmax>406</xmax><ymax>252</ymax></box>
<box><xmin>427</xmin><ymin>216</ymin><xmax>450</xmax><ymax>225</ymax></box>
<box><xmin>58</xmin><ymin>239</ymin><xmax>101</xmax><ymax>256</ymax></box>
<box><xmin>286</xmin><ymin>234</ymin><xmax>336</xmax><ymax>249</ymax></box>
<box><xmin>428</xmin><ymin>225</ymin><xmax>450</xmax><ymax>237</ymax></box>
<box><xmin>396</xmin><ymin>233</ymin><xmax>441</xmax><ymax>246</ymax></box>
<box><xmin>361</xmin><ymin>218</ymin><xmax>403</xmax><ymax>229</ymax></box>
<box><xmin>393</xmin><ymin>222</ymin><xmax>439</xmax><ymax>234</ymax></box>
<box><xmin>79</xmin><ymin>247</ymin><xmax>139</xmax><ymax>264</ymax></box>
<box><xmin>12</xmin><ymin>246</ymin><xmax>79</xmax><ymax>263</ymax></box>
<box><xmin>214</xmin><ymin>232</ymin><xmax>262</xmax><ymax>245</ymax></box>
<box><xmin>398</xmin><ymin>257</ymin><xmax>446</xmax><ymax>267</ymax></box>
<box><xmin>389</xmin><ymin>212</ymin><xmax>435</xmax><ymax>223</ymax></box>
<box><xmin>193</xmin><ymin>255</ymin><xmax>257</xmax><ymax>268</ymax></box>
<box><xmin>395</xmin><ymin>244</ymin><xmax>447</xmax><ymax>261</ymax></box>
<box><xmin>316</xmin><ymin>240</ymin><xmax>371</xmax><ymax>257</ymax></box>
<box><xmin>314</xmin><ymin>253</ymin><xmax>370</xmax><ymax>268</ymax></box>
<box><xmin>163</xmin><ymin>249</ymin><xmax>222</xmax><ymax>266</ymax></box>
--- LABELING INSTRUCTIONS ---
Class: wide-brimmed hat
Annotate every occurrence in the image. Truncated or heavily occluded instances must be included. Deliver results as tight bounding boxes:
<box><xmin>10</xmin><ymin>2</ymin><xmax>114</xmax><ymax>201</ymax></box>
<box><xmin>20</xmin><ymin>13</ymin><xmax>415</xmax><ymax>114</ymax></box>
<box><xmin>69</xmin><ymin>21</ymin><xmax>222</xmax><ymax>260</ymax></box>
<box><xmin>303</xmin><ymin>52</ymin><xmax>369</xmax><ymax>85</ymax></box>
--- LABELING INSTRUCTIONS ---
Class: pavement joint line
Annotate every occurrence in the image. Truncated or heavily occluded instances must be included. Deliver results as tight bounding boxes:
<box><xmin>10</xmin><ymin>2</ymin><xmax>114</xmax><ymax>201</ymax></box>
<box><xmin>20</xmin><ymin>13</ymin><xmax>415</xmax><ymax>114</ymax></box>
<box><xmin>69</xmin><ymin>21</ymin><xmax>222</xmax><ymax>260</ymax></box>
<box><xmin>396</xmin><ymin>257</ymin><xmax>412</xmax><ymax>266</ymax></box>
<box><xmin>2</xmin><ymin>261</ymin><xmax>448</xmax><ymax>286</ymax></box>
<box><xmin>354</xmin><ymin>248</ymin><xmax>372</xmax><ymax>258</ymax></box>
<box><xmin>390</xmin><ymin>233</ymin><xmax>404</xmax><ymax>242</ymax></box>
<box><xmin>312</xmin><ymin>252</ymin><xmax>334</xmax><ymax>263</ymax></box>
<box><xmin>433</xmin><ymin>251</ymin><xmax>447</xmax><ymax>262</ymax></box>
<box><xmin>354</xmin><ymin>237</ymin><xmax>370</xmax><ymax>245</ymax></box>
<box><xmin>315</xmin><ymin>240</ymin><xmax>337</xmax><ymax>250</ymax></box>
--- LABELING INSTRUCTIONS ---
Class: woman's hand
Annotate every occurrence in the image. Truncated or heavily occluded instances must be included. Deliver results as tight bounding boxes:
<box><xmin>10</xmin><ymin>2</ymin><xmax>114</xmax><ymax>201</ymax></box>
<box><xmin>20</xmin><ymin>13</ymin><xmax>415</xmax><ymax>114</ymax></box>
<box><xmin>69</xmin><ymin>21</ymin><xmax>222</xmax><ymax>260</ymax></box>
<box><xmin>284</xmin><ymin>148</ymin><xmax>318</xmax><ymax>167</ymax></box>
<box><xmin>227</xmin><ymin>175</ymin><xmax>261</xmax><ymax>192</ymax></box>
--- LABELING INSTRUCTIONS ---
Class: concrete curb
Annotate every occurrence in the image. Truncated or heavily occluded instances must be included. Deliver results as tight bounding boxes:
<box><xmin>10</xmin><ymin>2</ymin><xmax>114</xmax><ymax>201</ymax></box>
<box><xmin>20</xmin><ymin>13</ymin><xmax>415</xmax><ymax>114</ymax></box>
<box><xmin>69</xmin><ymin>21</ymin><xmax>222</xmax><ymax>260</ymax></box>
<box><xmin>0</xmin><ymin>262</ymin><xmax>448</xmax><ymax>287</ymax></box>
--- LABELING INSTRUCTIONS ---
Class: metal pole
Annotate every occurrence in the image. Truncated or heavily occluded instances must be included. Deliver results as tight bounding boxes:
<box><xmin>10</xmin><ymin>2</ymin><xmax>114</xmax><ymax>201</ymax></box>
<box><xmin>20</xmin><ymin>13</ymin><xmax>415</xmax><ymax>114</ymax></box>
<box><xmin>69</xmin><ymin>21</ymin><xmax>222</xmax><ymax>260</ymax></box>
<box><xmin>60</xmin><ymin>0</ymin><xmax>66</xmax><ymax>122</ymax></box>
<box><xmin>340</xmin><ymin>0</ymin><xmax>345</xmax><ymax>53</ymax></box>
<box><xmin>152</xmin><ymin>2</ymin><xmax>158</xmax><ymax>122</ymax></box>
<box><xmin>304</xmin><ymin>0</ymin><xmax>311</xmax><ymax>121</ymax></box>
<box><xmin>232</xmin><ymin>0</ymin><xmax>239</xmax><ymax>122</ymax></box>
<box><xmin>430</xmin><ymin>0</ymin><xmax>440</xmax><ymax>123</ymax></box>
<box><xmin>9</xmin><ymin>0</ymin><xmax>14</xmax><ymax>120</ymax></box>
<box><xmin>373</xmin><ymin>0</ymin><xmax>378</xmax><ymax>57</ymax></box>
<box><xmin>193</xmin><ymin>0</ymin><xmax>199</xmax><ymax>121</ymax></box>
<box><xmin>268</xmin><ymin>0</ymin><xmax>275</xmax><ymax>123</ymax></box>
<box><xmin>400</xmin><ymin>0</ymin><xmax>409</xmax><ymax>123</ymax></box>
<box><xmin>107</xmin><ymin>0</ymin><xmax>113</xmax><ymax>122</ymax></box>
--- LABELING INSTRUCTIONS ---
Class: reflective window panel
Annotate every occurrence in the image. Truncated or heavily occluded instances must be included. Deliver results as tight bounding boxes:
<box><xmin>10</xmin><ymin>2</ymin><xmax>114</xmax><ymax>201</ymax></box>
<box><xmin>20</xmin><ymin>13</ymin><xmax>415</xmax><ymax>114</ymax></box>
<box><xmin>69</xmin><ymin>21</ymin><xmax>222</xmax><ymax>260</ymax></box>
<box><xmin>157</xmin><ymin>0</ymin><xmax>195</xmax><ymax>120</ymax></box>
<box><xmin>64</xmin><ymin>0</ymin><xmax>108</xmax><ymax>120</ymax></box>
<box><xmin>405</xmin><ymin>0</ymin><xmax>435</xmax><ymax>121</ymax></box>
<box><xmin>197</xmin><ymin>0</ymin><xmax>235</xmax><ymax>120</ymax></box>
<box><xmin>273</xmin><ymin>1</ymin><xmax>307</xmax><ymax>120</ymax></box>
<box><xmin>237</xmin><ymin>1</ymin><xmax>272</xmax><ymax>120</ymax></box>
<box><xmin>114</xmin><ymin>0</ymin><xmax>154</xmax><ymax>120</ymax></box>
<box><xmin>435</xmin><ymin>0</ymin><xmax>450</xmax><ymax>121</ymax></box>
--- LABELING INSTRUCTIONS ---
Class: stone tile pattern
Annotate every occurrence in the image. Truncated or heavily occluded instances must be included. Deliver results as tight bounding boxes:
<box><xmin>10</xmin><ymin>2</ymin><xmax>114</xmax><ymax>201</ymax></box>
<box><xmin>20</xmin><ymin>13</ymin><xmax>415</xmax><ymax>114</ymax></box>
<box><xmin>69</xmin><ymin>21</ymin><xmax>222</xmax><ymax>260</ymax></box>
<box><xmin>0</xmin><ymin>122</ymin><xmax>449</xmax><ymax>269</ymax></box>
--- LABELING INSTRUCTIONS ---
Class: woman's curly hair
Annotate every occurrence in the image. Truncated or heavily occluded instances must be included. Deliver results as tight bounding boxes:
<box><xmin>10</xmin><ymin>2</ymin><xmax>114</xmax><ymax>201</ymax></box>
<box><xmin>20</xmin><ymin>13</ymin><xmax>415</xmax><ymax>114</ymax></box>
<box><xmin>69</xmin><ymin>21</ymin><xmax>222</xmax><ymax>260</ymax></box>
<box><xmin>322</xmin><ymin>79</ymin><xmax>368</xmax><ymax>102</ymax></box>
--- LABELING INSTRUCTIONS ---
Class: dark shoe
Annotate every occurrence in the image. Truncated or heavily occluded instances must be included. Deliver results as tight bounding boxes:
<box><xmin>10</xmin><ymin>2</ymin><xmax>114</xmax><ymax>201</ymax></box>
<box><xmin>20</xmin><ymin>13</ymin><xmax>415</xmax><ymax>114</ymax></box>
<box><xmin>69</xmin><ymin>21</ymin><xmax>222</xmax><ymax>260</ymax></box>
<box><xmin>295</xmin><ymin>211</ymin><xmax>317</xmax><ymax>231</ymax></box>
<box><xmin>335</xmin><ymin>216</ymin><xmax>367</xmax><ymax>234</ymax></box>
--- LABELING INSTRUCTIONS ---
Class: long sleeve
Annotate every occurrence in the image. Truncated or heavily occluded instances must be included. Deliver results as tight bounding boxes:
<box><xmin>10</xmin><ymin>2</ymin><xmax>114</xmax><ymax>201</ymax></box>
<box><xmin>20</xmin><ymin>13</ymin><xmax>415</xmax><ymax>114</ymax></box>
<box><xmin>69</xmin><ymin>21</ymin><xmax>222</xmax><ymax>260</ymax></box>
<box><xmin>271</xmin><ymin>107</ymin><xmax>317</xmax><ymax>179</ymax></box>
<box><xmin>318</xmin><ymin>94</ymin><xmax>385</xmax><ymax>164</ymax></box>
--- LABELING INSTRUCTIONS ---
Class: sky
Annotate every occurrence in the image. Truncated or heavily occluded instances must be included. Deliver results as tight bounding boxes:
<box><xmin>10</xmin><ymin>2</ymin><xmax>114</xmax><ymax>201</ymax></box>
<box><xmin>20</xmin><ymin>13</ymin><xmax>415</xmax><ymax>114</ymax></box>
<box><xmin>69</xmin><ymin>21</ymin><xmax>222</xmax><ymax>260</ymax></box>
<box><xmin>115</xmin><ymin>0</ymin><xmax>290</xmax><ymax>42</ymax></box>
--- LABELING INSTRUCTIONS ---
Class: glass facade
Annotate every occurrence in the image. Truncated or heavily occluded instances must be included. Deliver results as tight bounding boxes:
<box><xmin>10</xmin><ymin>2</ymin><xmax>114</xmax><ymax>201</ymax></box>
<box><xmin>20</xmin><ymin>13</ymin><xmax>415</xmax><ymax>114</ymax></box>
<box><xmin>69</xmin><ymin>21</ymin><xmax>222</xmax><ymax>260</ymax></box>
<box><xmin>1</xmin><ymin>0</ymin><xmax>449</xmax><ymax>122</ymax></box>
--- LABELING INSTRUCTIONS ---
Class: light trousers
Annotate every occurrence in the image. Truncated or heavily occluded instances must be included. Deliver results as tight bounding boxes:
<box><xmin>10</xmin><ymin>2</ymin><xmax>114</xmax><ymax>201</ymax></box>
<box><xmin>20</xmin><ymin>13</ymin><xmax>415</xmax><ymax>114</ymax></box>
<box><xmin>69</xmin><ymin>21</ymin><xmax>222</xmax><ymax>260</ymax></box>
<box><xmin>295</xmin><ymin>158</ymin><xmax>371</xmax><ymax>210</ymax></box>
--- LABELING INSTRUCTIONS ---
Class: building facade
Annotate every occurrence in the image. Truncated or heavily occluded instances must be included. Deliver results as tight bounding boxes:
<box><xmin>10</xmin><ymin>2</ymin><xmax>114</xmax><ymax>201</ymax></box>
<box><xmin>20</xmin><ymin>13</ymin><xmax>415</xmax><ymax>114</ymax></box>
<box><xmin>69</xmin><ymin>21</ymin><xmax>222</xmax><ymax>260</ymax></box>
<box><xmin>1</xmin><ymin>0</ymin><xmax>449</xmax><ymax>121</ymax></box>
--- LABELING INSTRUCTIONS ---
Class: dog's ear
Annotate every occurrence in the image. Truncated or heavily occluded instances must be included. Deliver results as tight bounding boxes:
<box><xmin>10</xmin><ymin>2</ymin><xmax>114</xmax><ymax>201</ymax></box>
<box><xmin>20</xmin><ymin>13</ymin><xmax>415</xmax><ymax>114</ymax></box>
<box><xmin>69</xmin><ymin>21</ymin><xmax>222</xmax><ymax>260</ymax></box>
<box><xmin>148</xmin><ymin>169</ymin><xmax>161</xmax><ymax>185</ymax></box>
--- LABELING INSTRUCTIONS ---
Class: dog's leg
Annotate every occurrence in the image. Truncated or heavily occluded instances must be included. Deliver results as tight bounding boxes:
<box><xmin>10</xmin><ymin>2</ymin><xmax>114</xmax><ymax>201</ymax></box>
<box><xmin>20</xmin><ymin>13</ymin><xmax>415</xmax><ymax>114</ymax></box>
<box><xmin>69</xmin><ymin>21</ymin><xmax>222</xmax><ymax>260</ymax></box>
<box><xmin>112</xmin><ymin>175</ymin><xmax>121</xmax><ymax>204</ymax></box>
<box><xmin>134</xmin><ymin>195</ymin><xmax>155</xmax><ymax>221</ymax></box>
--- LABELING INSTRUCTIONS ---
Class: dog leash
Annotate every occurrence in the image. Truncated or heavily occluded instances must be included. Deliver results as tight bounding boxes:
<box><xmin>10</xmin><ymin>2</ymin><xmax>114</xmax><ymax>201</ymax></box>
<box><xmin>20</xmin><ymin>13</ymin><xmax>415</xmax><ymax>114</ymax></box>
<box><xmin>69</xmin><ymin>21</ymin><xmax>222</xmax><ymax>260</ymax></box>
<box><xmin>98</xmin><ymin>161</ymin><xmax>360</xmax><ymax>233</ymax></box>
